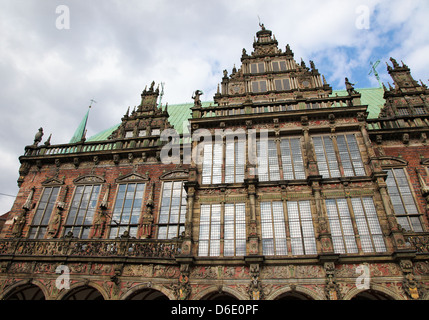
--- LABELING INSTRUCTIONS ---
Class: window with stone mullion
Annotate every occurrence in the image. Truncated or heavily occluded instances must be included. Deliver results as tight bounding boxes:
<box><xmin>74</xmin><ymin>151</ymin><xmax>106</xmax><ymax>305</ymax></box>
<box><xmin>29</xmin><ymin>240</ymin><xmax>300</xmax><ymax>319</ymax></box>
<box><xmin>385</xmin><ymin>168</ymin><xmax>423</xmax><ymax>232</ymax></box>
<box><xmin>28</xmin><ymin>186</ymin><xmax>60</xmax><ymax>239</ymax></box>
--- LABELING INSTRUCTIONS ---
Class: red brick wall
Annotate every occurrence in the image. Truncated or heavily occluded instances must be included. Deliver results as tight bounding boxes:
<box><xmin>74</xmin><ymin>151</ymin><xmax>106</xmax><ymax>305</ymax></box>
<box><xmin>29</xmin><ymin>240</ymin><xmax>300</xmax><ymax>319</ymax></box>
<box><xmin>1</xmin><ymin>161</ymin><xmax>190</xmax><ymax>239</ymax></box>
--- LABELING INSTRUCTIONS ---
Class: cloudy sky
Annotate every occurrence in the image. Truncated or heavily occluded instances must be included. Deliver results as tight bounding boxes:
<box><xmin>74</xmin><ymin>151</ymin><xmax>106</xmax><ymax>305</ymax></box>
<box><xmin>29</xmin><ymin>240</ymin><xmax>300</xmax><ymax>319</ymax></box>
<box><xmin>0</xmin><ymin>0</ymin><xmax>428</xmax><ymax>214</ymax></box>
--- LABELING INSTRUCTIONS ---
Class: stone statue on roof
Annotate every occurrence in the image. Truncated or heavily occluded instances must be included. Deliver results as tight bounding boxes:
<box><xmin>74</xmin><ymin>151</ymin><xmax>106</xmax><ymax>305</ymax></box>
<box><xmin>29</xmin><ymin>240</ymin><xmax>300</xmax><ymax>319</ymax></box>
<box><xmin>345</xmin><ymin>77</ymin><xmax>358</xmax><ymax>95</ymax></box>
<box><xmin>192</xmin><ymin>90</ymin><xmax>203</xmax><ymax>107</ymax></box>
<box><xmin>33</xmin><ymin>127</ymin><xmax>44</xmax><ymax>146</ymax></box>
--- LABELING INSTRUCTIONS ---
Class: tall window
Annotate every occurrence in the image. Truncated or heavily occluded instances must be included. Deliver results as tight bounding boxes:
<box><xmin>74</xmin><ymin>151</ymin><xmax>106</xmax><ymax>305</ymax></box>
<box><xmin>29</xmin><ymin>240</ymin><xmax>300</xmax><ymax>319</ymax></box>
<box><xmin>225</xmin><ymin>141</ymin><xmax>245</xmax><ymax>183</ymax></box>
<box><xmin>337</xmin><ymin>134</ymin><xmax>365</xmax><ymax>176</ymax></box>
<box><xmin>202</xmin><ymin>140</ymin><xmax>245</xmax><ymax>185</ymax></box>
<box><xmin>325</xmin><ymin>198</ymin><xmax>358</xmax><ymax>254</ymax></box>
<box><xmin>313</xmin><ymin>134</ymin><xmax>365</xmax><ymax>178</ymax></box>
<box><xmin>386</xmin><ymin>168</ymin><xmax>423</xmax><ymax>232</ymax></box>
<box><xmin>202</xmin><ymin>142</ymin><xmax>222</xmax><ymax>184</ymax></box>
<box><xmin>257</xmin><ymin>138</ymin><xmax>305</xmax><ymax>181</ymax></box>
<box><xmin>109</xmin><ymin>183</ymin><xmax>145</xmax><ymax>239</ymax></box>
<box><xmin>257</xmin><ymin>140</ymin><xmax>281</xmax><ymax>181</ymax></box>
<box><xmin>28</xmin><ymin>187</ymin><xmax>60</xmax><ymax>239</ymax></box>
<box><xmin>287</xmin><ymin>200</ymin><xmax>317</xmax><ymax>255</ymax></box>
<box><xmin>198</xmin><ymin>203</ymin><xmax>246</xmax><ymax>257</ymax></box>
<box><xmin>64</xmin><ymin>185</ymin><xmax>100</xmax><ymax>239</ymax></box>
<box><xmin>158</xmin><ymin>181</ymin><xmax>187</xmax><ymax>239</ymax></box>
<box><xmin>261</xmin><ymin>201</ymin><xmax>287</xmax><ymax>255</ymax></box>
<box><xmin>325</xmin><ymin>197</ymin><xmax>386</xmax><ymax>254</ymax></box>
<box><xmin>351</xmin><ymin>197</ymin><xmax>386</xmax><ymax>252</ymax></box>
<box><xmin>280</xmin><ymin>138</ymin><xmax>306</xmax><ymax>180</ymax></box>
<box><xmin>260</xmin><ymin>201</ymin><xmax>317</xmax><ymax>256</ymax></box>
<box><xmin>224</xmin><ymin>203</ymin><xmax>246</xmax><ymax>256</ymax></box>
<box><xmin>198</xmin><ymin>204</ymin><xmax>221</xmax><ymax>256</ymax></box>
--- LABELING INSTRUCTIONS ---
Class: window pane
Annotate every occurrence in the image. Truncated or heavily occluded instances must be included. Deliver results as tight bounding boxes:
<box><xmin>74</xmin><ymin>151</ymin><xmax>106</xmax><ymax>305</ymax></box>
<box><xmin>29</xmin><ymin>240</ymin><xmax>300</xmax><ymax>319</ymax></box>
<box><xmin>325</xmin><ymin>198</ymin><xmax>358</xmax><ymax>254</ymax></box>
<box><xmin>158</xmin><ymin>181</ymin><xmax>186</xmax><ymax>239</ymax></box>
<box><xmin>261</xmin><ymin>201</ymin><xmax>287</xmax><ymax>255</ymax></box>
<box><xmin>386</xmin><ymin>169</ymin><xmax>422</xmax><ymax>232</ymax></box>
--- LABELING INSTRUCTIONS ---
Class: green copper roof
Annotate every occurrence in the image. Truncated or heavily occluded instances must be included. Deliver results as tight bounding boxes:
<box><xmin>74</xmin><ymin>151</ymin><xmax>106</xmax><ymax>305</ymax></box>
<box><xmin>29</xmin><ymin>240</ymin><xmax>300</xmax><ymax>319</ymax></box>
<box><xmin>86</xmin><ymin>123</ymin><xmax>120</xmax><ymax>142</ymax></box>
<box><xmin>85</xmin><ymin>88</ymin><xmax>385</xmax><ymax>142</ymax></box>
<box><xmin>70</xmin><ymin>107</ymin><xmax>90</xmax><ymax>143</ymax></box>
<box><xmin>331</xmin><ymin>87</ymin><xmax>385</xmax><ymax>119</ymax></box>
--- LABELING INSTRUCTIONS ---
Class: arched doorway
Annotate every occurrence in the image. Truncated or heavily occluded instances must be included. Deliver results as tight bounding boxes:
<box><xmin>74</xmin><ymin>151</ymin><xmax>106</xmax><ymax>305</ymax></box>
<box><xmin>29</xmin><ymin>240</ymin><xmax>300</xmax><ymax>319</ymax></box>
<box><xmin>62</xmin><ymin>286</ymin><xmax>104</xmax><ymax>300</ymax></box>
<box><xmin>127</xmin><ymin>289</ymin><xmax>169</xmax><ymax>300</ymax></box>
<box><xmin>3</xmin><ymin>284</ymin><xmax>45</xmax><ymax>300</ymax></box>
<box><xmin>201</xmin><ymin>292</ymin><xmax>239</xmax><ymax>300</ymax></box>
<box><xmin>351</xmin><ymin>289</ymin><xmax>393</xmax><ymax>300</ymax></box>
<box><xmin>275</xmin><ymin>292</ymin><xmax>313</xmax><ymax>300</ymax></box>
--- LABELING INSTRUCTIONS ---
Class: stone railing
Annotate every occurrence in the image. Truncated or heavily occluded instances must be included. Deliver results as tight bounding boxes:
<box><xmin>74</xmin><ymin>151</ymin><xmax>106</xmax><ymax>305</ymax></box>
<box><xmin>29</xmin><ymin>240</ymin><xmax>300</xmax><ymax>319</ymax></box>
<box><xmin>0</xmin><ymin>238</ymin><xmax>182</xmax><ymax>259</ymax></box>
<box><xmin>200</xmin><ymin>96</ymin><xmax>357</xmax><ymax>118</ymax></box>
<box><xmin>23</xmin><ymin>135</ymin><xmax>166</xmax><ymax>157</ymax></box>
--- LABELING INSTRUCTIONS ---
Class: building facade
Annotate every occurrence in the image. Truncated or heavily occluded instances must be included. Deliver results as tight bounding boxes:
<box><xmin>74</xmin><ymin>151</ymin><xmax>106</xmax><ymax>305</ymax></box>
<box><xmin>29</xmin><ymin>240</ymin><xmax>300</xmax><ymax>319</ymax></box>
<box><xmin>1</xmin><ymin>25</ymin><xmax>429</xmax><ymax>300</ymax></box>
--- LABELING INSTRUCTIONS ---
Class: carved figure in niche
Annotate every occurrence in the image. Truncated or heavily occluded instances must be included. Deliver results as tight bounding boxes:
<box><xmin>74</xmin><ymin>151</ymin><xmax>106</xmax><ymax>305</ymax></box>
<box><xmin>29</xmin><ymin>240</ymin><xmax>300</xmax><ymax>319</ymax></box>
<box><xmin>141</xmin><ymin>183</ymin><xmax>155</xmax><ymax>238</ymax></box>
<box><xmin>46</xmin><ymin>212</ymin><xmax>61</xmax><ymax>238</ymax></box>
<box><xmin>345</xmin><ymin>77</ymin><xmax>357</xmax><ymax>95</ymax></box>
<box><xmin>192</xmin><ymin>90</ymin><xmax>203</xmax><ymax>107</ymax></box>
<box><xmin>11</xmin><ymin>210</ymin><xmax>27</xmax><ymax>237</ymax></box>
<box><xmin>33</xmin><ymin>127</ymin><xmax>44</xmax><ymax>146</ymax></box>
<box><xmin>92</xmin><ymin>211</ymin><xmax>106</xmax><ymax>239</ymax></box>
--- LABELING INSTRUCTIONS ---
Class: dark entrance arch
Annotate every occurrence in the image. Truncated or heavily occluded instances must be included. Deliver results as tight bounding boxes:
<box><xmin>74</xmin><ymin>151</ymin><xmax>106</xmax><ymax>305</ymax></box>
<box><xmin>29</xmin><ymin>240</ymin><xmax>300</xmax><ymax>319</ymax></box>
<box><xmin>62</xmin><ymin>286</ymin><xmax>104</xmax><ymax>300</ymax></box>
<box><xmin>3</xmin><ymin>284</ymin><xmax>45</xmax><ymax>300</ymax></box>
<box><xmin>201</xmin><ymin>292</ymin><xmax>239</xmax><ymax>300</ymax></box>
<box><xmin>351</xmin><ymin>289</ymin><xmax>393</xmax><ymax>300</ymax></box>
<box><xmin>127</xmin><ymin>289</ymin><xmax>169</xmax><ymax>300</ymax></box>
<box><xmin>275</xmin><ymin>291</ymin><xmax>313</xmax><ymax>300</ymax></box>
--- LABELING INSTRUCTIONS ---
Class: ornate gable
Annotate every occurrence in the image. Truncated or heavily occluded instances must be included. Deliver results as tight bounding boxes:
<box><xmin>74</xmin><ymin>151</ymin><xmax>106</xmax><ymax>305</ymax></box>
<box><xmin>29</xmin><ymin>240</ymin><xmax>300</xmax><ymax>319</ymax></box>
<box><xmin>115</xmin><ymin>172</ymin><xmax>149</xmax><ymax>183</ymax></box>
<box><xmin>73</xmin><ymin>175</ymin><xmax>105</xmax><ymax>185</ymax></box>
<box><xmin>378</xmin><ymin>156</ymin><xmax>408</xmax><ymax>167</ymax></box>
<box><xmin>41</xmin><ymin>177</ymin><xmax>64</xmax><ymax>186</ymax></box>
<box><xmin>214</xmin><ymin>24</ymin><xmax>332</xmax><ymax>107</ymax></box>
<box><xmin>159</xmin><ymin>169</ymin><xmax>189</xmax><ymax>180</ymax></box>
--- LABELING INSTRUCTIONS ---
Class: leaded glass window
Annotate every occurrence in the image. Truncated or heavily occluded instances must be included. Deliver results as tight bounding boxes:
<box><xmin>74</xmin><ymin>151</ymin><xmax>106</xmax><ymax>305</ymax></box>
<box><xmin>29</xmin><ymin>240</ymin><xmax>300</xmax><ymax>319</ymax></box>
<box><xmin>313</xmin><ymin>136</ymin><xmax>341</xmax><ymax>178</ymax></box>
<box><xmin>287</xmin><ymin>200</ymin><xmax>317</xmax><ymax>255</ymax></box>
<box><xmin>350</xmin><ymin>197</ymin><xmax>386</xmax><ymax>252</ymax></box>
<box><xmin>198</xmin><ymin>204</ymin><xmax>221</xmax><ymax>256</ymax></box>
<box><xmin>224</xmin><ymin>203</ymin><xmax>246</xmax><ymax>256</ymax></box>
<box><xmin>337</xmin><ymin>134</ymin><xmax>365</xmax><ymax>176</ymax></box>
<box><xmin>202</xmin><ymin>140</ymin><xmax>245</xmax><ymax>185</ymax></box>
<box><xmin>225</xmin><ymin>141</ymin><xmax>245</xmax><ymax>183</ymax></box>
<box><xmin>158</xmin><ymin>181</ymin><xmax>187</xmax><ymax>239</ymax></box>
<box><xmin>260</xmin><ymin>201</ymin><xmax>288</xmax><ymax>255</ymax></box>
<box><xmin>64</xmin><ymin>185</ymin><xmax>100</xmax><ymax>239</ymax></box>
<box><xmin>325</xmin><ymin>198</ymin><xmax>358</xmax><ymax>254</ymax></box>
<box><xmin>280</xmin><ymin>138</ymin><xmax>306</xmax><ymax>180</ymax></box>
<box><xmin>198</xmin><ymin>203</ymin><xmax>246</xmax><ymax>257</ymax></box>
<box><xmin>386</xmin><ymin>168</ymin><xmax>423</xmax><ymax>232</ymax></box>
<box><xmin>109</xmin><ymin>183</ymin><xmax>145</xmax><ymax>238</ymax></box>
<box><xmin>202</xmin><ymin>142</ymin><xmax>222</xmax><ymax>184</ymax></box>
<box><xmin>257</xmin><ymin>140</ymin><xmax>281</xmax><ymax>181</ymax></box>
<box><xmin>313</xmin><ymin>134</ymin><xmax>365</xmax><ymax>178</ymax></box>
<box><xmin>28</xmin><ymin>187</ymin><xmax>60</xmax><ymax>239</ymax></box>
